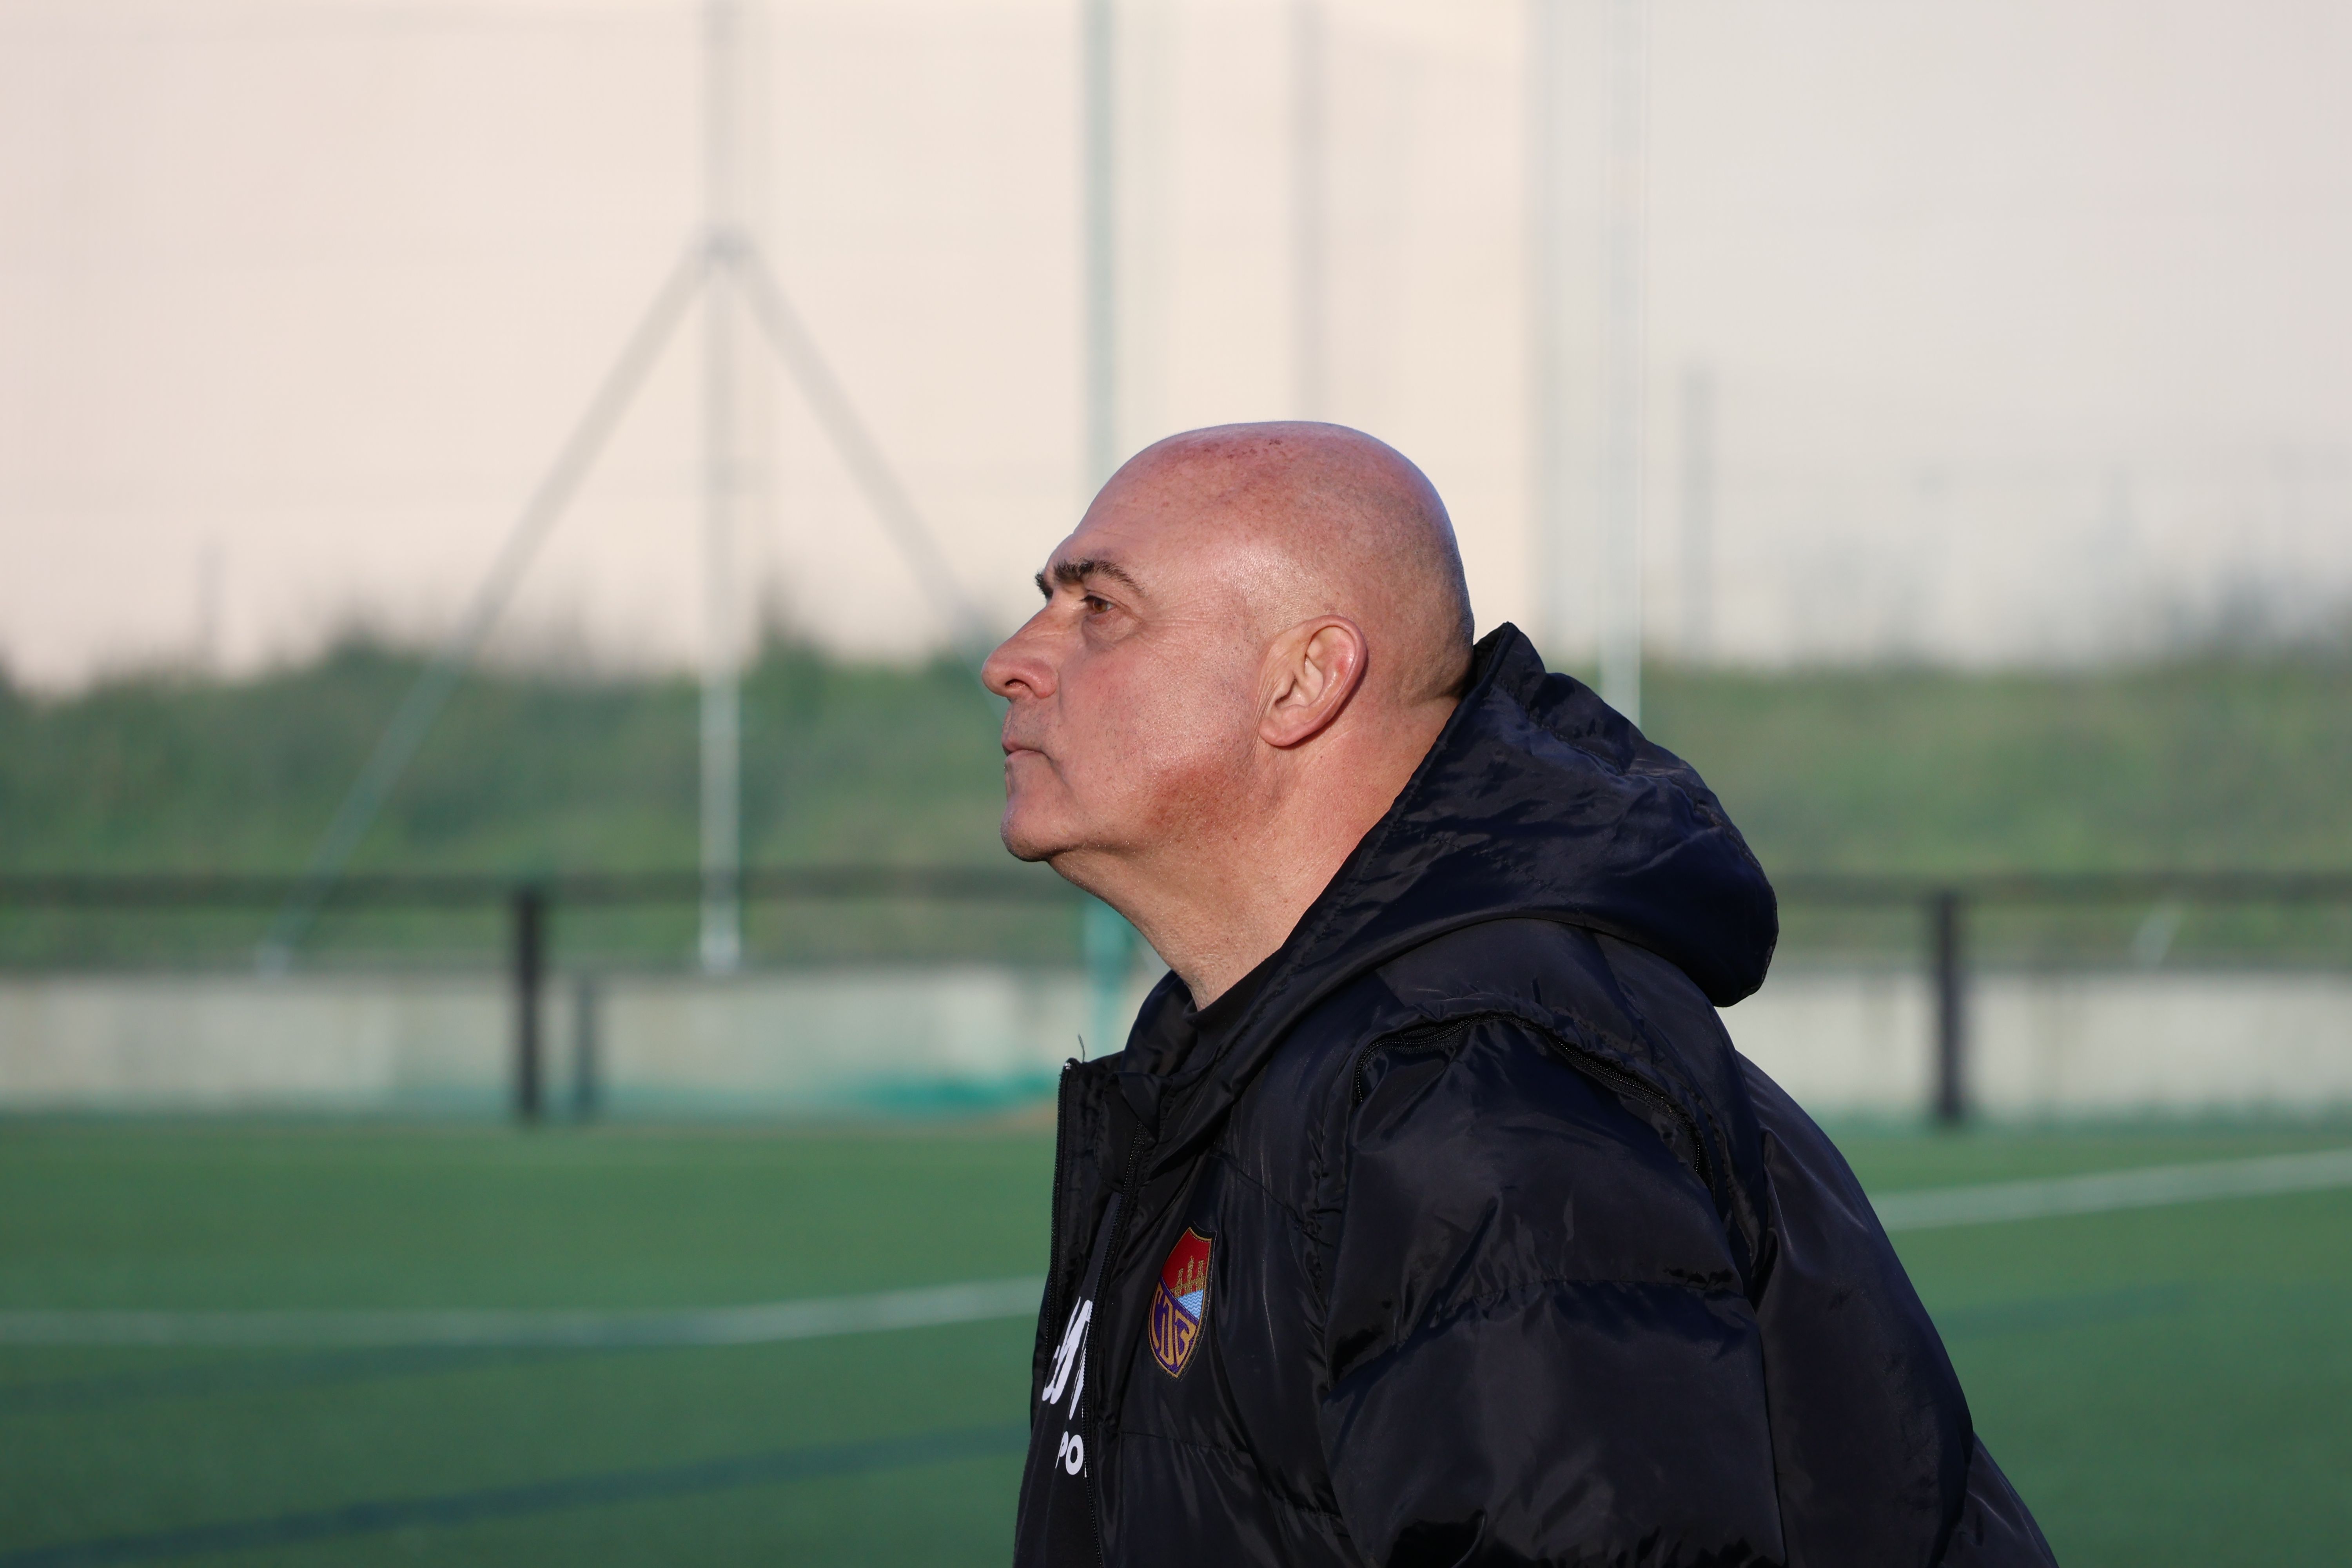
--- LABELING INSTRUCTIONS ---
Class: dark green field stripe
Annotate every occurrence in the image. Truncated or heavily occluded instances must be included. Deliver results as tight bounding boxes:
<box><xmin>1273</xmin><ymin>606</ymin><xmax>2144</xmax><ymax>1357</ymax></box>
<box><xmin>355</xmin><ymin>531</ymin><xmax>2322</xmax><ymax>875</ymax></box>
<box><xmin>1933</xmin><ymin>1283</ymin><xmax>2192</xmax><ymax>1340</ymax></box>
<box><xmin>1</xmin><ymin>1344</ymin><xmax>609</xmax><ymax>1412</ymax></box>
<box><xmin>0</xmin><ymin>1424</ymin><xmax>1029</xmax><ymax>1568</ymax></box>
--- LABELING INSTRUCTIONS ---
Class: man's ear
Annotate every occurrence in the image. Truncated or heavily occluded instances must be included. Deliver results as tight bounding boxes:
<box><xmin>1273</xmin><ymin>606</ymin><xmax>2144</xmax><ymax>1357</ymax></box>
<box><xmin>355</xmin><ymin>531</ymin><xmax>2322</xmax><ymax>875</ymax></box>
<box><xmin>1259</xmin><ymin>617</ymin><xmax>1368</xmax><ymax>749</ymax></box>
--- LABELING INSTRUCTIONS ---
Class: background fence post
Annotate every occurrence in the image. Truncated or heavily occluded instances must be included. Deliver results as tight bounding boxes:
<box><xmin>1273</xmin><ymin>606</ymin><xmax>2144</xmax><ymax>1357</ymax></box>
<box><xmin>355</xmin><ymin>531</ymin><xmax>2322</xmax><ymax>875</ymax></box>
<box><xmin>512</xmin><ymin>884</ymin><xmax>546</xmax><ymax>1124</ymax></box>
<box><xmin>571</xmin><ymin>971</ymin><xmax>599</xmax><ymax>1122</ymax></box>
<box><xmin>1931</xmin><ymin>887</ymin><xmax>1966</xmax><ymax>1126</ymax></box>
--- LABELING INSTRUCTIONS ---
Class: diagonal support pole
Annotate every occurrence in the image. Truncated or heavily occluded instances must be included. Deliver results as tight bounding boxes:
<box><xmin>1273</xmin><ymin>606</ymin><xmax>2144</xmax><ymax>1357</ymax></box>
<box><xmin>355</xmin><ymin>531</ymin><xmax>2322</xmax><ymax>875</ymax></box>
<box><xmin>258</xmin><ymin>248</ymin><xmax>710</xmax><ymax>969</ymax></box>
<box><xmin>722</xmin><ymin>239</ymin><xmax>993</xmax><ymax>661</ymax></box>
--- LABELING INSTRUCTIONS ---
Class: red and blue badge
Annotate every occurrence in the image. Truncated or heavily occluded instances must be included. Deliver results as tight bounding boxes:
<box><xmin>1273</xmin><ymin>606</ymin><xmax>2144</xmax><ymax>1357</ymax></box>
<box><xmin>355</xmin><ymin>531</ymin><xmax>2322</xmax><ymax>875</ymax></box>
<box><xmin>1149</xmin><ymin>1229</ymin><xmax>1212</xmax><ymax>1378</ymax></box>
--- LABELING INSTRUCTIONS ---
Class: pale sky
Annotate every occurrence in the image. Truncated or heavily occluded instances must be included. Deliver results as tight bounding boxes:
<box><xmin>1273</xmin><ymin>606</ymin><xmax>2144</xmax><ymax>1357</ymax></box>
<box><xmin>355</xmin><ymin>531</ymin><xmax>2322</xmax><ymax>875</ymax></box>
<box><xmin>4</xmin><ymin>0</ymin><xmax>2349</xmax><ymax>688</ymax></box>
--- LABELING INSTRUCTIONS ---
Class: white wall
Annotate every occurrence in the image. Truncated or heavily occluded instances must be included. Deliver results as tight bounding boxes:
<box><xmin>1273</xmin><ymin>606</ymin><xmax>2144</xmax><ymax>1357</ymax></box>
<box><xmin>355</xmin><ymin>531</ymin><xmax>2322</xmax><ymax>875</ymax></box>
<box><xmin>1725</xmin><ymin>967</ymin><xmax>2352</xmax><ymax>1118</ymax></box>
<box><xmin>0</xmin><ymin>973</ymin><xmax>506</xmax><ymax>1112</ymax></box>
<box><xmin>6</xmin><ymin>965</ymin><xmax>2351</xmax><ymax>1120</ymax></box>
<box><xmin>0</xmin><ymin>967</ymin><xmax>1160</xmax><ymax>1116</ymax></box>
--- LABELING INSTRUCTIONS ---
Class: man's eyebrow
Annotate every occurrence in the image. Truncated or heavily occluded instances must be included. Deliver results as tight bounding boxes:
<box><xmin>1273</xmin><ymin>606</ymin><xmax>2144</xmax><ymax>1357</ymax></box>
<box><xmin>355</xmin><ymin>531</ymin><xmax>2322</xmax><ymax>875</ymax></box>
<box><xmin>1034</xmin><ymin>557</ymin><xmax>1147</xmax><ymax>600</ymax></box>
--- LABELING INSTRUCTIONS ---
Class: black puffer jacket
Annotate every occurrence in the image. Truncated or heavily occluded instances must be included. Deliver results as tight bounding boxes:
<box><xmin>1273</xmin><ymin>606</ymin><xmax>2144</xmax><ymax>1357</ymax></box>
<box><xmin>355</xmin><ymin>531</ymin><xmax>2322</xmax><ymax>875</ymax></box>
<box><xmin>1014</xmin><ymin>624</ymin><xmax>2056</xmax><ymax>1568</ymax></box>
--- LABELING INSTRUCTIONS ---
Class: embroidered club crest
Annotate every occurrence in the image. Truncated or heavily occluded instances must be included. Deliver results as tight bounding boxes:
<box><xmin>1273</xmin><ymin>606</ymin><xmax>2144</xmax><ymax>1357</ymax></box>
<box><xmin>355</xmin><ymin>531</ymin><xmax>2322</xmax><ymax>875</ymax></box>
<box><xmin>1150</xmin><ymin>1229</ymin><xmax>1212</xmax><ymax>1378</ymax></box>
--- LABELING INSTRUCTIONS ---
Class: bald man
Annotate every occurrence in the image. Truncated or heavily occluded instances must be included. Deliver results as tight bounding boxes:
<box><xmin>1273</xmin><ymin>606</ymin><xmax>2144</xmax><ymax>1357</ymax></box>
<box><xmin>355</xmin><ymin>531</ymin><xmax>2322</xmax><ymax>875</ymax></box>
<box><xmin>988</xmin><ymin>424</ymin><xmax>2054</xmax><ymax>1568</ymax></box>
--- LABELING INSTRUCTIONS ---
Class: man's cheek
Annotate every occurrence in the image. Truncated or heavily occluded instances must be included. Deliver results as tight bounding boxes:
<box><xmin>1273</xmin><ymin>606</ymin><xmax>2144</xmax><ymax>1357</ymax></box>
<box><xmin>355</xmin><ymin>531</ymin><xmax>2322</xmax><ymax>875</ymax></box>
<box><xmin>1120</xmin><ymin>721</ymin><xmax>1247</xmax><ymax>827</ymax></box>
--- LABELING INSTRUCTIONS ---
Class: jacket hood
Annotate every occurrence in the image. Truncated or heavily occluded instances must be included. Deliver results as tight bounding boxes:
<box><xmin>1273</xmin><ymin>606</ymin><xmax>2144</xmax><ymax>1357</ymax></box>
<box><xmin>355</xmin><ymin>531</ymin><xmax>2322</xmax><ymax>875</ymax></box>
<box><xmin>1158</xmin><ymin>622</ymin><xmax>1778</xmax><ymax>1153</ymax></box>
<box><xmin>1328</xmin><ymin>619</ymin><xmax>1779</xmax><ymax>1006</ymax></box>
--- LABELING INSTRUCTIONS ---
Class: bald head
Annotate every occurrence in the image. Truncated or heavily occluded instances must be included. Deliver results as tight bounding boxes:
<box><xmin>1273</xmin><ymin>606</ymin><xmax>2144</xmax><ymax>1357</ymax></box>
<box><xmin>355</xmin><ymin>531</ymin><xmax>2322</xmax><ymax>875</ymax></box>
<box><xmin>985</xmin><ymin>421</ymin><xmax>1478</xmax><ymax>1002</ymax></box>
<box><xmin>1088</xmin><ymin>423</ymin><xmax>1475</xmax><ymax>705</ymax></box>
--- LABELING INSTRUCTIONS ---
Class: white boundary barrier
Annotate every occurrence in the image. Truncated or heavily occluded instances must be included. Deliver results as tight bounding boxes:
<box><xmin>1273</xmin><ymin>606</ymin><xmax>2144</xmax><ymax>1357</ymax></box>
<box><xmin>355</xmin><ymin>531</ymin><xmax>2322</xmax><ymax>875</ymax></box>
<box><xmin>1726</xmin><ymin>966</ymin><xmax>2352</xmax><ymax>1117</ymax></box>
<box><xmin>0</xmin><ymin>965</ymin><xmax>2347</xmax><ymax>1118</ymax></box>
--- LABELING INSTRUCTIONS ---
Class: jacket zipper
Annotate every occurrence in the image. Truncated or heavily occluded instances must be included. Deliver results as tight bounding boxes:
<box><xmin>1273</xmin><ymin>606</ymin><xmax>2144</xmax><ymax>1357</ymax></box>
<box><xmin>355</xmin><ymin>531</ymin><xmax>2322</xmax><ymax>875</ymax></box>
<box><xmin>1085</xmin><ymin>1121</ymin><xmax>1155</xmax><ymax>1568</ymax></box>
<box><xmin>1352</xmin><ymin>1011</ymin><xmax>1714</xmax><ymax>1195</ymax></box>
<box><xmin>1349</xmin><ymin>1016</ymin><xmax>1473</xmax><ymax>1106</ymax></box>
<box><xmin>1036</xmin><ymin>1061</ymin><xmax>1078</xmax><ymax>1394</ymax></box>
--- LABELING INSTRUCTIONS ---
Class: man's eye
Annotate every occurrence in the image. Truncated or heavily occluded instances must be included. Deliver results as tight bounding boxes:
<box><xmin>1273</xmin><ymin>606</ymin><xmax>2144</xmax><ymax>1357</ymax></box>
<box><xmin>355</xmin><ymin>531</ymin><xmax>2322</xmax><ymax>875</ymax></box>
<box><xmin>1082</xmin><ymin>595</ymin><xmax>1111</xmax><ymax>615</ymax></box>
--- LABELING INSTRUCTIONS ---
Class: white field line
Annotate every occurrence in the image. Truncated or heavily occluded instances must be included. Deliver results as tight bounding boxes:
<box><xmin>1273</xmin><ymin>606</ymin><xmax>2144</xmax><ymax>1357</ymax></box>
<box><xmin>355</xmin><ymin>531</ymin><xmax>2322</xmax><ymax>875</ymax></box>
<box><xmin>1873</xmin><ymin>1146</ymin><xmax>2352</xmax><ymax>1233</ymax></box>
<box><xmin>9</xmin><ymin>1150</ymin><xmax>2348</xmax><ymax>1347</ymax></box>
<box><xmin>0</xmin><ymin>1276</ymin><xmax>1044</xmax><ymax>1349</ymax></box>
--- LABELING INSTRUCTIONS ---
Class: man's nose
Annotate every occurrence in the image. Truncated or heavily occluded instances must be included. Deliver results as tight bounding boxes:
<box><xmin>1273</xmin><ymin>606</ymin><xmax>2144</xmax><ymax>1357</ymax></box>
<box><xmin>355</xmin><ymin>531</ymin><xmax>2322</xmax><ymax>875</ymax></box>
<box><xmin>982</xmin><ymin>615</ymin><xmax>1057</xmax><ymax>702</ymax></box>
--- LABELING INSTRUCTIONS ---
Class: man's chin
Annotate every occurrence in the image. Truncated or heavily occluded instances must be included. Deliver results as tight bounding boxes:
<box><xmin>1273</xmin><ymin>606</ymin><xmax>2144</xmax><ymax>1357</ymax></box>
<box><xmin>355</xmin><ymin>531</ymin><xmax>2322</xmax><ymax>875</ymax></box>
<box><xmin>998</xmin><ymin>807</ymin><xmax>1069</xmax><ymax>866</ymax></box>
<box><xmin>1000</xmin><ymin>830</ymin><xmax>1055</xmax><ymax>865</ymax></box>
<box><xmin>1001</xmin><ymin>811</ymin><xmax>1117</xmax><ymax>889</ymax></box>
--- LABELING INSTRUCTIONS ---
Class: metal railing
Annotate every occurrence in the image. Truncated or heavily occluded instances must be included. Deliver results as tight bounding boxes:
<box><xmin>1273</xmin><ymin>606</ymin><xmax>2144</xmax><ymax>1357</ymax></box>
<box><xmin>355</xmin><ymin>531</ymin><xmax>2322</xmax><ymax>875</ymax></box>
<box><xmin>0</xmin><ymin>867</ymin><xmax>1076</xmax><ymax>1123</ymax></box>
<box><xmin>1776</xmin><ymin>871</ymin><xmax>2352</xmax><ymax>1123</ymax></box>
<box><xmin>3</xmin><ymin>867</ymin><xmax>2348</xmax><ymax>1125</ymax></box>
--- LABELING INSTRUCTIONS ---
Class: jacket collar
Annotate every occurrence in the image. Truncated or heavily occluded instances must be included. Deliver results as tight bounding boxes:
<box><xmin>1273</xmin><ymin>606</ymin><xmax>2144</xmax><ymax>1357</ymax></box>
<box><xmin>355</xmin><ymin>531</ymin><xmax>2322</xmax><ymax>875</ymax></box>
<box><xmin>1141</xmin><ymin>622</ymin><xmax>1778</xmax><ymax>1173</ymax></box>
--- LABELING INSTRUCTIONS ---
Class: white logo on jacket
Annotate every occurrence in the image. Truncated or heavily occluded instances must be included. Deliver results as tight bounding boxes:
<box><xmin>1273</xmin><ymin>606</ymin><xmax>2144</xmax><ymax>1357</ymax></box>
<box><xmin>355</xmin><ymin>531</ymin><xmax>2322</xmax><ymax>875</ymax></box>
<box><xmin>1043</xmin><ymin>1296</ymin><xmax>1093</xmax><ymax>1476</ymax></box>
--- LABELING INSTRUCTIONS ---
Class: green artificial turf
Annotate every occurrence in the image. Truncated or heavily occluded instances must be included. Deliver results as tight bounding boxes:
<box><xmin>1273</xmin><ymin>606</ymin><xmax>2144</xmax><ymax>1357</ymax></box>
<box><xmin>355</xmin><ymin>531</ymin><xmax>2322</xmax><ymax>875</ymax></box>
<box><xmin>1845</xmin><ymin>1125</ymin><xmax>2352</xmax><ymax>1566</ymax></box>
<box><xmin>1</xmin><ymin>1122</ymin><xmax>2348</xmax><ymax>1566</ymax></box>
<box><xmin>0</xmin><ymin>1127</ymin><xmax>1054</xmax><ymax>1568</ymax></box>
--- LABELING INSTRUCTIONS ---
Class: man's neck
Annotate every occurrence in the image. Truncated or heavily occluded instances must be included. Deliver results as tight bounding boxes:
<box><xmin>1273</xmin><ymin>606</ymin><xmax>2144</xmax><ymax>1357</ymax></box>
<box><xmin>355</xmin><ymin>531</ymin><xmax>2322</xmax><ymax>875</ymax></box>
<box><xmin>1067</xmin><ymin>699</ymin><xmax>1457</xmax><ymax>1005</ymax></box>
<box><xmin>1125</xmin><ymin>838</ymin><xmax>1338</xmax><ymax>1006</ymax></box>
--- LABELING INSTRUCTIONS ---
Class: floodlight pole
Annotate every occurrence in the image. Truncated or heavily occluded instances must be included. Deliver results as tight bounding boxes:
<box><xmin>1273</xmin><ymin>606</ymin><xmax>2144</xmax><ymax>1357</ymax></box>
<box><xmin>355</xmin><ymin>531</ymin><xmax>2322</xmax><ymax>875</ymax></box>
<box><xmin>1527</xmin><ymin>0</ymin><xmax>1575</xmax><ymax>661</ymax></box>
<box><xmin>1079</xmin><ymin>0</ymin><xmax>1139</xmax><ymax>1040</ymax></box>
<box><xmin>700</xmin><ymin>0</ymin><xmax>749</xmax><ymax>975</ymax></box>
<box><xmin>1679</xmin><ymin>363</ymin><xmax>1714</xmax><ymax>662</ymax></box>
<box><xmin>1599</xmin><ymin>0</ymin><xmax>1648</xmax><ymax>723</ymax></box>
<box><xmin>263</xmin><ymin>0</ymin><xmax>982</xmax><ymax>972</ymax></box>
<box><xmin>1082</xmin><ymin>0</ymin><xmax>1118</xmax><ymax>490</ymax></box>
<box><xmin>1290</xmin><ymin>0</ymin><xmax>1327</xmax><ymax>420</ymax></box>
